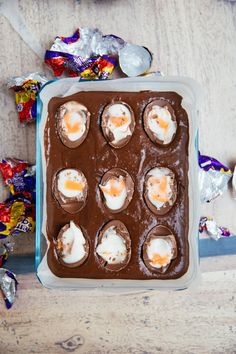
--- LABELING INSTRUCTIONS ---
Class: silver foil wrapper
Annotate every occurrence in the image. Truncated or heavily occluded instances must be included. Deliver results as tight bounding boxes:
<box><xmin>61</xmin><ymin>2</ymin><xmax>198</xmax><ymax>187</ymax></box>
<box><xmin>51</xmin><ymin>28</ymin><xmax>125</xmax><ymax>58</ymax></box>
<box><xmin>199</xmin><ymin>168</ymin><xmax>232</xmax><ymax>203</ymax></box>
<box><xmin>0</xmin><ymin>268</ymin><xmax>18</xmax><ymax>309</ymax></box>
<box><xmin>204</xmin><ymin>219</ymin><xmax>222</xmax><ymax>240</ymax></box>
<box><xmin>49</xmin><ymin>27</ymin><xmax>152</xmax><ymax>77</ymax></box>
<box><xmin>119</xmin><ymin>43</ymin><xmax>152</xmax><ymax>77</ymax></box>
<box><xmin>7</xmin><ymin>72</ymin><xmax>48</xmax><ymax>89</ymax></box>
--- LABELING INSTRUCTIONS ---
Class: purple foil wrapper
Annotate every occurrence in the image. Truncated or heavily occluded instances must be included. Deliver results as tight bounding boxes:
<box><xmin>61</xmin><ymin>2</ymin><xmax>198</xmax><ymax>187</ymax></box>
<box><xmin>45</xmin><ymin>27</ymin><xmax>152</xmax><ymax>78</ymax></box>
<box><xmin>199</xmin><ymin>152</ymin><xmax>231</xmax><ymax>172</ymax></box>
<box><xmin>52</xmin><ymin>28</ymin><xmax>125</xmax><ymax>58</ymax></box>
<box><xmin>198</xmin><ymin>152</ymin><xmax>232</xmax><ymax>203</ymax></box>
<box><xmin>0</xmin><ymin>268</ymin><xmax>18</xmax><ymax>309</ymax></box>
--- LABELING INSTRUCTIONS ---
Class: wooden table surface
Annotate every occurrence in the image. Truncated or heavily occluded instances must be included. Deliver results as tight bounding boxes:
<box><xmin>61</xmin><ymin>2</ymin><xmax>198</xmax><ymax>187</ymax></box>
<box><xmin>0</xmin><ymin>0</ymin><xmax>236</xmax><ymax>353</ymax></box>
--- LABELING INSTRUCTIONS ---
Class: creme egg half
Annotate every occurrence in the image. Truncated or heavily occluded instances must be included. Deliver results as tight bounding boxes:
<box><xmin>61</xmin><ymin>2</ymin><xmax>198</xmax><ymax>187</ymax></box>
<box><xmin>53</xmin><ymin>168</ymin><xmax>88</xmax><ymax>213</ymax></box>
<box><xmin>144</xmin><ymin>167</ymin><xmax>177</xmax><ymax>215</ymax></box>
<box><xmin>56</xmin><ymin>221</ymin><xmax>89</xmax><ymax>267</ymax></box>
<box><xmin>102</xmin><ymin>102</ymin><xmax>135</xmax><ymax>148</ymax></box>
<box><xmin>57</xmin><ymin>169</ymin><xmax>86</xmax><ymax>199</ymax></box>
<box><xmin>142</xmin><ymin>225</ymin><xmax>177</xmax><ymax>273</ymax></box>
<box><xmin>99</xmin><ymin>169</ymin><xmax>134</xmax><ymax>212</ymax></box>
<box><xmin>96</xmin><ymin>226</ymin><xmax>127</xmax><ymax>265</ymax></box>
<box><xmin>144</xmin><ymin>100</ymin><xmax>177</xmax><ymax>145</ymax></box>
<box><xmin>57</xmin><ymin>101</ymin><xmax>90</xmax><ymax>148</ymax></box>
<box><xmin>96</xmin><ymin>220</ymin><xmax>131</xmax><ymax>271</ymax></box>
<box><xmin>147</xmin><ymin>238</ymin><xmax>173</xmax><ymax>269</ymax></box>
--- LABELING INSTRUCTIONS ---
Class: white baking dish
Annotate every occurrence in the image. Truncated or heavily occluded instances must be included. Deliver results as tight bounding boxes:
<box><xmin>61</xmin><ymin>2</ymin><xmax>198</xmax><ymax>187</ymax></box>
<box><xmin>36</xmin><ymin>76</ymin><xmax>201</xmax><ymax>290</ymax></box>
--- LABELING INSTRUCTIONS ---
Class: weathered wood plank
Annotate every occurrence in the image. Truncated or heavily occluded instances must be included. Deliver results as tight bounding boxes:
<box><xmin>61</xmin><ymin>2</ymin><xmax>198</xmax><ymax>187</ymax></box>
<box><xmin>0</xmin><ymin>270</ymin><xmax>236</xmax><ymax>353</ymax></box>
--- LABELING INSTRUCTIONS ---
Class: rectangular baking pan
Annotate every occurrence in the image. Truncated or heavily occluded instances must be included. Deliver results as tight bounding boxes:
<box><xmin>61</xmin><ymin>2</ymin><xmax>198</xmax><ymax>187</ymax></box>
<box><xmin>36</xmin><ymin>76</ymin><xmax>201</xmax><ymax>290</ymax></box>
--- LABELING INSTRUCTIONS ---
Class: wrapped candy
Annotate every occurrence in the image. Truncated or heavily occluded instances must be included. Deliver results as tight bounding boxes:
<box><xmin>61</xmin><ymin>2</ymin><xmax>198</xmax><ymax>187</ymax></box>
<box><xmin>45</xmin><ymin>28</ymin><xmax>152</xmax><ymax>79</ymax></box>
<box><xmin>0</xmin><ymin>158</ymin><xmax>35</xmax><ymax>239</ymax></box>
<box><xmin>199</xmin><ymin>152</ymin><xmax>232</xmax><ymax>203</ymax></box>
<box><xmin>0</xmin><ymin>194</ymin><xmax>35</xmax><ymax>239</ymax></box>
<box><xmin>0</xmin><ymin>268</ymin><xmax>18</xmax><ymax>309</ymax></box>
<box><xmin>8</xmin><ymin>73</ymin><xmax>47</xmax><ymax>124</ymax></box>
<box><xmin>48</xmin><ymin>29</ymin><xmax>125</xmax><ymax>58</ymax></box>
<box><xmin>0</xmin><ymin>158</ymin><xmax>35</xmax><ymax>198</ymax></box>
<box><xmin>199</xmin><ymin>216</ymin><xmax>231</xmax><ymax>241</ymax></box>
<box><xmin>45</xmin><ymin>28</ymin><xmax>122</xmax><ymax>79</ymax></box>
<box><xmin>0</xmin><ymin>159</ymin><xmax>34</xmax><ymax>309</ymax></box>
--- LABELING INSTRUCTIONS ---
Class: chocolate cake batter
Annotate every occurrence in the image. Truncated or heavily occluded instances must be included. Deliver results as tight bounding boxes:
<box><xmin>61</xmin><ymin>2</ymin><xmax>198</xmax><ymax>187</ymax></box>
<box><xmin>44</xmin><ymin>91</ymin><xmax>189</xmax><ymax>279</ymax></box>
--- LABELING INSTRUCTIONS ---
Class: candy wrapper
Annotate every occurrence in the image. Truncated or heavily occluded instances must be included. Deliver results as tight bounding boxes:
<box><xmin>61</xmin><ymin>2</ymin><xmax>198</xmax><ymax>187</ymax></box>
<box><xmin>8</xmin><ymin>73</ymin><xmax>47</xmax><ymax>124</ymax></box>
<box><xmin>119</xmin><ymin>44</ymin><xmax>152</xmax><ymax>77</ymax></box>
<box><xmin>45</xmin><ymin>28</ymin><xmax>152</xmax><ymax>79</ymax></box>
<box><xmin>0</xmin><ymin>158</ymin><xmax>36</xmax><ymax>197</ymax></box>
<box><xmin>0</xmin><ymin>268</ymin><xmax>18</xmax><ymax>309</ymax></box>
<box><xmin>0</xmin><ymin>158</ymin><xmax>34</xmax><ymax>309</ymax></box>
<box><xmin>0</xmin><ymin>194</ymin><xmax>35</xmax><ymax>239</ymax></box>
<box><xmin>45</xmin><ymin>28</ymin><xmax>122</xmax><ymax>79</ymax></box>
<box><xmin>199</xmin><ymin>152</ymin><xmax>232</xmax><ymax>203</ymax></box>
<box><xmin>0</xmin><ymin>158</ymin><xmax>35</xmax><ymax>239</ymax></box>
<box><xmin>199</xmin><ymin>216</ymin><xmax>231</xmax><ymax>241</ymax></box>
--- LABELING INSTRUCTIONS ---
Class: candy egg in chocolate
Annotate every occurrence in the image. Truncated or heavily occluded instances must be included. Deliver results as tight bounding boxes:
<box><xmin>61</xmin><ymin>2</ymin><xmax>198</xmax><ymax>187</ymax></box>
<box><xmin>144</xmin><ymin>167</ymin><xmax>177</xmax><ymax>215</ymax></box>
<box><xmin>142</xmin><ymin>225</ymin><xmax>177</xmax><ymax>273</ymax></box>
<box><xmin>143</xmin><ymin>100</ymin><xmax>177</xmax><ymax>146</ymax></box>
<box><xmin>53</xmin><ymin>168</ymin><xmax>88</xmax><ymax>214</ymax></box>
<box><xmin>56</xmin><ymin>221</ymin><xmax>89</xmax><ymax>268</ymax></box>
<box><xmin>56</xmin><ymin>101</ymin><xmax>90</xmax><ymax>148</ymax></box>
<box><xmin>99</xmin><ymin>168</ymin><xmax>134</xmax><ymax>213</ymax></box>
<box><xmin>96</xmin><ymin>220</ymin><xmax>131</xmax><ymax>271</ymax></box>
<box><xmin>101</xmin><ymin>101</ymin><xmax>135</xmax><ymax>148</ymax></box>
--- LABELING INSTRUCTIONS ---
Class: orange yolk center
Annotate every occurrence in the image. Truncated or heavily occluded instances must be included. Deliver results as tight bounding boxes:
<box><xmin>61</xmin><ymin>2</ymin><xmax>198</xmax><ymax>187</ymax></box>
<box><xmin>151</xmin><ymin>253</ymin><xmax>170</xmax><ymax>265</ymax></box>
<box><xmin>101</xmin><ymin>178</ymin><xmax>126</xmax><ymax>197</ymax></box>
<box><xmin>153</xmin><ymin>115</ymin><xmax>169</xmax><ymax>130</ymax></box>
<box><xmin>64</xmin><ymin>180</ymin><xmax>85</xmax><ymax>192</ymax></box>
<box><xmin>110</xmin><ymin>115</ymin><xmax>129</xmax><ymax>127</ymax></box>
<box><xmin>64</xmin><ymin>112</ymin><xmax>81</xmax><ymax>133</ymax></box>
<box><xmin>149</xmin><ymin>176</ymin><xmax>169</xmax><ymax>203</ymax></box>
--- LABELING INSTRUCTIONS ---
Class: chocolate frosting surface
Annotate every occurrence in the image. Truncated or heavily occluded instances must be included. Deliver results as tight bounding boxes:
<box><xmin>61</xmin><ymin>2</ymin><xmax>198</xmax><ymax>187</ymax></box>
<box><xmin>45</xmin><ymin>90</ymin><xmax>189</xmax><ymax>280</ymax></box>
